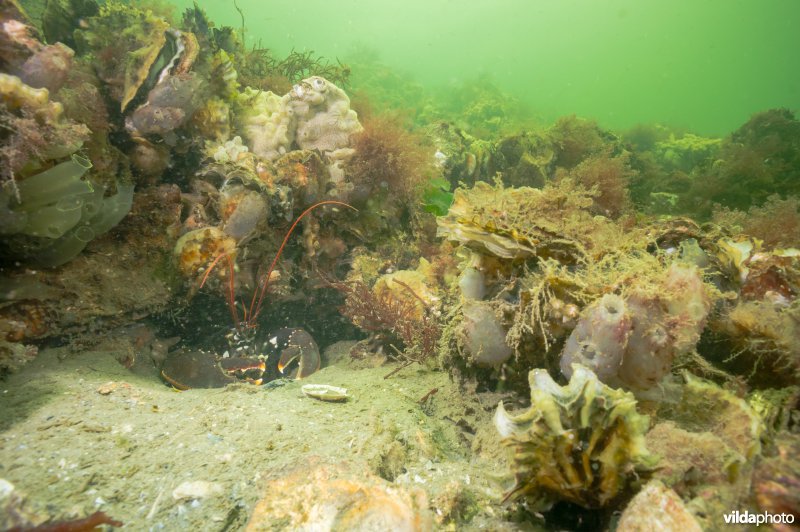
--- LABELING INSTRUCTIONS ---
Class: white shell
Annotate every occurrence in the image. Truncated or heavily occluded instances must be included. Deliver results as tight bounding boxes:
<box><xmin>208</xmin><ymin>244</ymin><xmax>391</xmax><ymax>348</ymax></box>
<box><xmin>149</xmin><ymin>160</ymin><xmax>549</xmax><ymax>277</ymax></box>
<box><xmin>172</xmin><ymin>480</ymin><xmax>223</xmax><ymax>501</ymax></box>
<box><xmin>301</xmin><ymin>384</ymin><xmax>349</xmax><ymax>402</ymax></box>
<box><xmin>493</xmin><ymin>401</ymin><xmax>515</xmax><ymax>438</ymax></box>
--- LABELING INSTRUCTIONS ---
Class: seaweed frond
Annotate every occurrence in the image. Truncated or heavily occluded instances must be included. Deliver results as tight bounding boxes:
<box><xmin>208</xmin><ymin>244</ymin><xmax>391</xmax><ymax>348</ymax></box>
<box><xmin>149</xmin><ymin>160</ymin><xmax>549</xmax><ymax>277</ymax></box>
<box><xmin>333</xmin><ymin>278</ymin><xmax>441</xmax><ymax>376</ymax></box>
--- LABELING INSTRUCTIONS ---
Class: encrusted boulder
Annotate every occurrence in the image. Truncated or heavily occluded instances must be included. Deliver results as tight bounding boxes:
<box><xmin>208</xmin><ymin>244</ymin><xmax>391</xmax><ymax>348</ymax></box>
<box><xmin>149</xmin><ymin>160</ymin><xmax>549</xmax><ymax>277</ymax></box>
<box><xmin>238</xmin><ymin>76</ymin><xmax>362</xmax><ymax>161</ymax></box>
<box><xmin>289</xmin><ymin>75</ymin><xmax>363</xmax><ymax>153</ymax></box>
<box><xmin>246</xmin><ymin>460</ymin><xmax>432</xmax><ymax>531</ymax></box>
<box><xmin>616</xmin><ymin>481</ymin><xmax>702</xmax><ymax>532</ymax></box>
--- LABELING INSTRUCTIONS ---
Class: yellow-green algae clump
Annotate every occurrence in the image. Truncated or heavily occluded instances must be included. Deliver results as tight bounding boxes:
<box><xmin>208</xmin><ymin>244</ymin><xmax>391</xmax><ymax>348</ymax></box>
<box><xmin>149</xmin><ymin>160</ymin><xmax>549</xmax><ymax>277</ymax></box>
<box><xmin>436</xmin><ymin>178</ymin><xmax>624</xmax><ymax>264</ymax></box>
<box><xmin>494</xmin><ymin>365</ymin><xmax>656</xmax><ymax>510</ymax></box>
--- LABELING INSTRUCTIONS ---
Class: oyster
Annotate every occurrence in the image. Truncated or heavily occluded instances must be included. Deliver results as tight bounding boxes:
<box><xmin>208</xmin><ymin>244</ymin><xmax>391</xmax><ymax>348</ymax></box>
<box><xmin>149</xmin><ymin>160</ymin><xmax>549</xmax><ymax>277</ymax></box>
<box><xmin>494</xmin><ymin>365</ymin><xmax>656</xmax><ymax>509</ymax></box>
<box><xmin>435</xmin><ymin>180</ymin><xmax>628</xmax><ymax>264</ymax></box>
<box><xmin>76</xmin><ymin>3</ymin><xmax>170</xmax><ymax>111</ymax></box>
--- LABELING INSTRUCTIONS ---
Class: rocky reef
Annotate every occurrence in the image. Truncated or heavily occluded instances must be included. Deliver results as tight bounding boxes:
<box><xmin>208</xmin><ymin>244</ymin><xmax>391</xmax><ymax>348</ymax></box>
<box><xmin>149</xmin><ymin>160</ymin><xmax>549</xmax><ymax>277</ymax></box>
<box><xmin>0</xmin><ymin>1</ymin><xmax>798</xmax><ymax>530</ymax></box>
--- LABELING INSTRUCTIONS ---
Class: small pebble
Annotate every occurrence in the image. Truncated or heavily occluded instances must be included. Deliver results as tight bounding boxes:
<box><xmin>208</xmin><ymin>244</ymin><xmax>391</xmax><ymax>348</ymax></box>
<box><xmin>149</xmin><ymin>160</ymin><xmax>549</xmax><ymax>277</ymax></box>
<box><xmin>96</xmin><ymin>381</ymin><xmax>117</xmax><ymax>395</ymax></box>
<box><xmin>172</xmin><ymin>480</ymin><xmax>223</xmax><ymax>501</ymax></box>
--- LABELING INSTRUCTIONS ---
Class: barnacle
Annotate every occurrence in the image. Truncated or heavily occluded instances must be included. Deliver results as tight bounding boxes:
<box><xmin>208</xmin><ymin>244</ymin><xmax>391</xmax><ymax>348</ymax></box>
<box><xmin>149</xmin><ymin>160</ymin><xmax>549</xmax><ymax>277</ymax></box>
<box><xmin>494</xmin><ymin>365</ymin><xmax>656</xmax><ymax>509</ymax></box>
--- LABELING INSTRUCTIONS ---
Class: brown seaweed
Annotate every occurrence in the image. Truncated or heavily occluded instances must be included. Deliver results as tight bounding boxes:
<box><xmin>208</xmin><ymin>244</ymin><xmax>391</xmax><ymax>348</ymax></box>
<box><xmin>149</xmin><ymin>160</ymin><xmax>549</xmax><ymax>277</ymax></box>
<box><xmin>7</xmin><ymin>511</ymin><xmax>123</xmax><ymax>532</ymax></box>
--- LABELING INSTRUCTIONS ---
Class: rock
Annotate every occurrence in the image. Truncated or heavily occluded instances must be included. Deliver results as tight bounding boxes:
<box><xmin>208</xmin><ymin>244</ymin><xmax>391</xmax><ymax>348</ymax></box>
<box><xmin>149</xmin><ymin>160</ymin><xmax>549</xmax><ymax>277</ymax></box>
<box><xmin>246</xmin><ymin>460</ymin><xmax>432</xmax><ymax>531</ymax></box>
<box><xmin>617</xmin><ymin>481</ymin><xmax>702</xmax><ymax>532</ymax></box>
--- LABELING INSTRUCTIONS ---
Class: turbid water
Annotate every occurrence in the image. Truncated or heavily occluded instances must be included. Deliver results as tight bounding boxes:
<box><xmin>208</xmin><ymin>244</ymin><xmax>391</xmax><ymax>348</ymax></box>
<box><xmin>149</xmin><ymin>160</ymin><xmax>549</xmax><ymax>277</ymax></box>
<box><xmin>176</xmin><ymin>0</ymin><xmax>800</xmax><ymax>135</ymax></box>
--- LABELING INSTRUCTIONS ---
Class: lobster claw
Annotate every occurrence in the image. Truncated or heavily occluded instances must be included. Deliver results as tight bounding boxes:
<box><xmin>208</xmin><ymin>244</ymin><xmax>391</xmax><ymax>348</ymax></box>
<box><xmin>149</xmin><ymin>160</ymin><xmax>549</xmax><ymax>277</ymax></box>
<box><xmin>274</xmin><ymin>328</ymin><xmax>321</xmax><ymax>379</ymax></box>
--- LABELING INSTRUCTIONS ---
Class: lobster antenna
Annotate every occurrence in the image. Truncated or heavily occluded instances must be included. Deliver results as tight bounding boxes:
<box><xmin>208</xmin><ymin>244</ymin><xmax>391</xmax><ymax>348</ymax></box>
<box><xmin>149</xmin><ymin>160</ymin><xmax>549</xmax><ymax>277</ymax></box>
<box><xmin>225</xmin><ymin>254</ymin><xmax>240</xmax><ymax>327</ymax></box>
<box><xmin>199</xmin><ymin>252</ymin><xmax>241</xmax><ymax>327</ymax></box>
<box><xmin>248</xmin><ymin>200</ymin><xmax>356</xmax><ymax>324</ymax></box>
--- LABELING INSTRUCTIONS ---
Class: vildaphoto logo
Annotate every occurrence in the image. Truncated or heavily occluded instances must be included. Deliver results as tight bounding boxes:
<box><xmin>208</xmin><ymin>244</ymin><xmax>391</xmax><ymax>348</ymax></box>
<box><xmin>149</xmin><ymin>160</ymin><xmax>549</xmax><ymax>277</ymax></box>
<box><xmin>723</xmin><ymin>510</ymin><xmax>796</xmax><ymax>525</ymax></box>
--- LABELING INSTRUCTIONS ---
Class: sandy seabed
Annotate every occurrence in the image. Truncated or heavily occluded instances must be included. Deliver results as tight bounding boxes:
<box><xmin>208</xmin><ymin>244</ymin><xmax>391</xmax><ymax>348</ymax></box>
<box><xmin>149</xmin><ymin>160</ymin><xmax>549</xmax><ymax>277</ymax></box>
<box><xmin>0</xmin><ymin>342</ymin><xmax>520</xmax><ymax>530</ymax></box>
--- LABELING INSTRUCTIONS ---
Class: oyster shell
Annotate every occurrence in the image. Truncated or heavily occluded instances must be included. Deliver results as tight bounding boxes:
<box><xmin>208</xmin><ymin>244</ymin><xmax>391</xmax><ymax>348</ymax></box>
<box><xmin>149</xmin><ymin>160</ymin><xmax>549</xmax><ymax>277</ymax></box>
<box><xmin>302</xmin><ymin>384</ymin><xmax>348</xmax><ymax>402</ymax></box>
<box><xmin>494</xmin><ymin>365</ymin><xmax>656</xmax><ymax>509</ymax></box>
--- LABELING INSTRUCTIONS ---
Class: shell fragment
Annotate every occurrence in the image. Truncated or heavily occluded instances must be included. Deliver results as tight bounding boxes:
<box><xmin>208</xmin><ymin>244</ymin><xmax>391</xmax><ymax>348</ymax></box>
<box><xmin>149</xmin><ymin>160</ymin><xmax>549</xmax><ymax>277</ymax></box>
<box><xmin>301</xmin><ymin>384</ymin><xmax>349</xmax><ymax>402</ymax></box>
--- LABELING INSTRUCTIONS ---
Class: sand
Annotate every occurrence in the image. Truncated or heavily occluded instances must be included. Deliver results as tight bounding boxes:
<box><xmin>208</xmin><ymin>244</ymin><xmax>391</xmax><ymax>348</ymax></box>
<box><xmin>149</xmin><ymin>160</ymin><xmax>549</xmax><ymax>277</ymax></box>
<box><xmin>0</xmin><ymin>343</ymin><xmax>527</xmax><ymax>530</ymax></box>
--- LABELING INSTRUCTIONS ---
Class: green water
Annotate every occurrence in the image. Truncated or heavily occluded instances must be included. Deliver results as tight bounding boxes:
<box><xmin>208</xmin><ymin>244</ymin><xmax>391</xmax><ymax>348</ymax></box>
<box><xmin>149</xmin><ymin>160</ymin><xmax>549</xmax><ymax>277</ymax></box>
<box><xmin>176</xmin><ymin>0</ymin><xmax>800</xmax><ymax>135</ymax></box>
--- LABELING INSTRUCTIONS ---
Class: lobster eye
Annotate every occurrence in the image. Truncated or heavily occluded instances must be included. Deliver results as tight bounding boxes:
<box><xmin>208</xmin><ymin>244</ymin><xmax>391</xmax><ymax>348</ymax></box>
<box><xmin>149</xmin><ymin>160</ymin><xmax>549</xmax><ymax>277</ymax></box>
<box><xmin>312</xmin><ymin>77</ymin><xmax>325</xmax><ymax>90</ymax></box>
